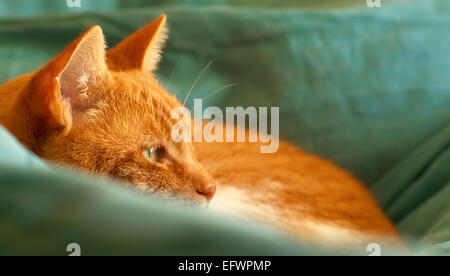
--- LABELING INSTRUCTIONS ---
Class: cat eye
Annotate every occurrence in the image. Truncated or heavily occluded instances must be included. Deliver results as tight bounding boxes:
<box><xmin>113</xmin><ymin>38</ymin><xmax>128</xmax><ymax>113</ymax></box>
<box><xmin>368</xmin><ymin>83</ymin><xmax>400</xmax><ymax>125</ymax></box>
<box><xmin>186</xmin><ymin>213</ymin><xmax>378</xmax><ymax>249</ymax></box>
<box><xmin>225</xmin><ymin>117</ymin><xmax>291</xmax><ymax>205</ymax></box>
<box><xmin>143</xmin><ymin>147</ymin><xmax>160</xmax><ymax>162</ymax></box>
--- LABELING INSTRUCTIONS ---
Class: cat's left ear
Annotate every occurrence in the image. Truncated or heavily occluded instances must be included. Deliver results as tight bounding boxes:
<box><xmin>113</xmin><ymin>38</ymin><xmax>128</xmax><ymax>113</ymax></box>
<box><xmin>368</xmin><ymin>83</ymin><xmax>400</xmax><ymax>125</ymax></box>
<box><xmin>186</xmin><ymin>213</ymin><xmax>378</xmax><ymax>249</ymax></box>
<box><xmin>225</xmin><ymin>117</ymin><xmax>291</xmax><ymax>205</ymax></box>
<box><xmin>107</xmin><ymin>14</ymin><xmax>168</xmax><ymax>72</ymax></box>
<box><xmin>31</xmin><ymin>25</ymin><xmax>107</xmax><ymax>135</ymax></box>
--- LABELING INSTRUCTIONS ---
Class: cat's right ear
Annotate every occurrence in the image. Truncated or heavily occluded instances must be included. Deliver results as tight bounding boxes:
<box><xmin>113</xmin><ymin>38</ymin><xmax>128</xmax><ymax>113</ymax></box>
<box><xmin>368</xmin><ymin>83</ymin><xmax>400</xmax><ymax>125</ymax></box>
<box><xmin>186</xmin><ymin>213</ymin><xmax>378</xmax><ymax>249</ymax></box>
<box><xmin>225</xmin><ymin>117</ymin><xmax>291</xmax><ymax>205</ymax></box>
<box><xmin>106</xmin><ymin>14</ymin><xmax>168</xmax><ymax>72</ymax></box>
<box><xmin>30</xmin><ymin>25</ymin><xmax>107</xmax><ymax>135</ymax></box>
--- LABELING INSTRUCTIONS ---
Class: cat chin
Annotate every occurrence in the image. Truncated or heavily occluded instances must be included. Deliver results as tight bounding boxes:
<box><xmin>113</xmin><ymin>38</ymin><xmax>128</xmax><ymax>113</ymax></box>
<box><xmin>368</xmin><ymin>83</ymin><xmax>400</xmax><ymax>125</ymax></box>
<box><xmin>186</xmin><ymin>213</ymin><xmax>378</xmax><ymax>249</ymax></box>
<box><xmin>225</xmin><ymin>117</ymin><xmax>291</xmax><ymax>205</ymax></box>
<box><xmin>164</xmin><ymin>198</ymin><xmax>210</xmax><ymax>209</ymax></box>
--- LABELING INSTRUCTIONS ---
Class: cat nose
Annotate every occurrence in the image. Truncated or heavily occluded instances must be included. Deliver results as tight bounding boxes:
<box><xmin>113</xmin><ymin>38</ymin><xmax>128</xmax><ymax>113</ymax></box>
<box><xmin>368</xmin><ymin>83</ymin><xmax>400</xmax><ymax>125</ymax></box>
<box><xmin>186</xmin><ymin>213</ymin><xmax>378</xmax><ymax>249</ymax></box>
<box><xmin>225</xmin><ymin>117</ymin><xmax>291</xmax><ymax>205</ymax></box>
<box><xmin>197</xmin><ymin>183</ymin><xmax>216</xmax><ymax>202</ymax></box>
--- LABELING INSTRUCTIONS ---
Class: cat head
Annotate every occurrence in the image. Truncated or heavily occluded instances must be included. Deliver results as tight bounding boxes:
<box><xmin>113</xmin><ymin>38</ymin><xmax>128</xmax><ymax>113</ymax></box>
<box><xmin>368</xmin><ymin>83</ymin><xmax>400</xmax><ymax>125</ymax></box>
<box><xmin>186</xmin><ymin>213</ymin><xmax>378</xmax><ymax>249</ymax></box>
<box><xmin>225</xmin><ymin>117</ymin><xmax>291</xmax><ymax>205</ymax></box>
<box><xmin>15</xmin><ymin>15</ymin><xmax>216</xmax><ymax>206</ymax></box>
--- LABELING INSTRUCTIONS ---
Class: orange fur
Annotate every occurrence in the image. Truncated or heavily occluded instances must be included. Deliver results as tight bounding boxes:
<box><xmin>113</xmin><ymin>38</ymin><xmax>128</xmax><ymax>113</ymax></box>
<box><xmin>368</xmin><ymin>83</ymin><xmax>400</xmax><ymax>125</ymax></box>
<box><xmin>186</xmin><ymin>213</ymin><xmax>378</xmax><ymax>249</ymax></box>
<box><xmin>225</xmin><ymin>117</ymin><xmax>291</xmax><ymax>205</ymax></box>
<box><xmin>0</xmin><ymin>15</ymin><xmax>403</xmax><ymax>249</ymax></box>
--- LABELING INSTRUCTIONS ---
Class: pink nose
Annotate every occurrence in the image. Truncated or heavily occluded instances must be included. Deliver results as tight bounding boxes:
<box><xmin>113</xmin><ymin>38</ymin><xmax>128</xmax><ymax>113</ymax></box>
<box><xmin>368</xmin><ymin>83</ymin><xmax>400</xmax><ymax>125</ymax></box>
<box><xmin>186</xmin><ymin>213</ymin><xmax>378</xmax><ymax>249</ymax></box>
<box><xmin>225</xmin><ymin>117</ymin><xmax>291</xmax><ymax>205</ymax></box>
<box><xmin>197</xmin><ymin>184</ymin><xmax>216</xmax><ymax>202</ymax></box>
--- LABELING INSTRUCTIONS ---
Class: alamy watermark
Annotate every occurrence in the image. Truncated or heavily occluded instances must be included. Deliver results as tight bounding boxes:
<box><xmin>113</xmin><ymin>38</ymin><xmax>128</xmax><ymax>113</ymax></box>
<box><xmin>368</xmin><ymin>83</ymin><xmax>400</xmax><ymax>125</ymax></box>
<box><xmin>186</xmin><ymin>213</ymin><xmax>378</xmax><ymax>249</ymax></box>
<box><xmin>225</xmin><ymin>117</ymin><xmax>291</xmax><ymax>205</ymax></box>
<box><xmin>67</xmin><ymin>0</ymin><xmax>81</xmax><ymax>8</ymax></box>
<box><xmin>366</xmin><ymin>243</ymin><xmax>381</xmax><ymax>256</ymax></box>
<box><xmin>171</xmin><ymin>99</ymin><xmax>280</xmax><ymax>154</ymax></box>
<box><xmin>367</xmin><ymin>0</ymin><xmax>381</xmax><ymax>8</ymax></box>
<box><xmin>68</xmin><ymin>1</ymin><xmax>380</xmax><ymax>9</ymax></box>
<box><xmin>67</xmin><ymin>243</ymin><xmax>81</xmax><ymax>256</ymax></box>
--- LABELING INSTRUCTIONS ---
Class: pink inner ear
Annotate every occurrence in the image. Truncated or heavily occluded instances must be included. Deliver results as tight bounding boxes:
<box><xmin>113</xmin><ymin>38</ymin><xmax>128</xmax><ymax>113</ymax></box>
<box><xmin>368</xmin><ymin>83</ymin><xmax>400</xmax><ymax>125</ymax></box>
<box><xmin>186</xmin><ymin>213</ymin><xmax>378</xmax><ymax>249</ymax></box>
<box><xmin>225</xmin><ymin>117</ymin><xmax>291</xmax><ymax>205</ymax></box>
<box><xmin>58</xmin><ymin>72</ymin><xmax>81</xmax><ymax>104</ymax></box>
<box><xmin>58</xmin><ymin>27</ymin><xmax>107</xmax><ymax>107</ymax></box>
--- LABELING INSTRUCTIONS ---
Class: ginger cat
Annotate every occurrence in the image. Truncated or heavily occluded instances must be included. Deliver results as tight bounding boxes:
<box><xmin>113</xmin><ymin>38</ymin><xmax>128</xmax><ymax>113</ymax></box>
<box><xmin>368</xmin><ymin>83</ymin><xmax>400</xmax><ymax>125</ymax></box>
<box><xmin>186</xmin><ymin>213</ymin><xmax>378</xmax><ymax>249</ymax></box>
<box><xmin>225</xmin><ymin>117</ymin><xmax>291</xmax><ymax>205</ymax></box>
<box><xmin>0</xmin><ymin>15</ymin><xmax>402</xmax><ymax>250</ymax></box>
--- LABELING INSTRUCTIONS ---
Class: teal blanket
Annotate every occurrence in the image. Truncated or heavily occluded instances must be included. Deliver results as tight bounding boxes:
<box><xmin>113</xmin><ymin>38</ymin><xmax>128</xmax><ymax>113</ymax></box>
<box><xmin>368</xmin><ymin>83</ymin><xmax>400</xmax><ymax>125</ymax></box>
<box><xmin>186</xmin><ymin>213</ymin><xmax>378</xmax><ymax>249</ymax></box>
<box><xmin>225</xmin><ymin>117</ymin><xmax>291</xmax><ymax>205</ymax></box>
<box><xmin>0</xmin><ymin>0</ymin><xmax>448</xmax><ymax>255</ymax></box>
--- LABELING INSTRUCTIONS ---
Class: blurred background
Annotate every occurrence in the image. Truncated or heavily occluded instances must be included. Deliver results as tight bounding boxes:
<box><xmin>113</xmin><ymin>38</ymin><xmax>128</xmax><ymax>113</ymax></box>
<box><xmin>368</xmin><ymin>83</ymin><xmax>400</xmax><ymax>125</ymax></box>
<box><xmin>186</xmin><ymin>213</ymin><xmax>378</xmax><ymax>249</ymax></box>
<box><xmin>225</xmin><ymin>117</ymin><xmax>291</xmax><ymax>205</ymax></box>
<box><xmin>0</xmin><ymin>0</ymin><xmax>449</xmax><ymax>255</ymax></box>
<box><xmin>0</xmin><ymin>0</ymin><xmax>407</xmax><ymax>17</ymax></box>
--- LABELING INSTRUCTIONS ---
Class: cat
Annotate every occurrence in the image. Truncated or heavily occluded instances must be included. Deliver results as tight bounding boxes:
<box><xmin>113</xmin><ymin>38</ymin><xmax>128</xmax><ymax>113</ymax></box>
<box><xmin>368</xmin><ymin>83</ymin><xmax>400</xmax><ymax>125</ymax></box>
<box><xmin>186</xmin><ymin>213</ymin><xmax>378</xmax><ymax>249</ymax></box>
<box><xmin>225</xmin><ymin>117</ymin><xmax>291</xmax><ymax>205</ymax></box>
<box><xmin>0</xmin><ymin>15</ymin><xmax>403</xmax><ymax>250</ymax></box>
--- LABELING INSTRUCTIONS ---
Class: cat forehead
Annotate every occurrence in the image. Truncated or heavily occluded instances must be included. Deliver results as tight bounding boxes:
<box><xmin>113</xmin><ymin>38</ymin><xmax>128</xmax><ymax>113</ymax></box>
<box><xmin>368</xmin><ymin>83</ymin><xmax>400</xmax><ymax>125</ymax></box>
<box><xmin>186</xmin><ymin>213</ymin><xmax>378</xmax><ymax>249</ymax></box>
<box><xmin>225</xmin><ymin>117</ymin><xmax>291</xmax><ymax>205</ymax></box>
<box><xmin>90</xmin><ymin>71</ymin><xmax>179</xmax><ymax>107</ymax></box>
<box><xmin>83</xmin><ymin>70</ymin><xmax>182</xmax><ymax>132</ymax></box>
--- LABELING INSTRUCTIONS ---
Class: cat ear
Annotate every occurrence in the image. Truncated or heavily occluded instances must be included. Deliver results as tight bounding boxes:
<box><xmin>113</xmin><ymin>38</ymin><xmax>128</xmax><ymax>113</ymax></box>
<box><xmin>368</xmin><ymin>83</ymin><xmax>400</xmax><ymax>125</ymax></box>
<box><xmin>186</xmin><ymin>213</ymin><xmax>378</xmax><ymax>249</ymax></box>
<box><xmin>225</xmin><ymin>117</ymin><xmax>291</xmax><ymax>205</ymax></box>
<box><xmin>107</xmin><ymin>14</ymin><xmax>168</xmax><ymax>72</ymax></box>
<box><xmin>32</xmin><ymin>25</ymin><xmax>107</xmax><ymax>134</ymax></box>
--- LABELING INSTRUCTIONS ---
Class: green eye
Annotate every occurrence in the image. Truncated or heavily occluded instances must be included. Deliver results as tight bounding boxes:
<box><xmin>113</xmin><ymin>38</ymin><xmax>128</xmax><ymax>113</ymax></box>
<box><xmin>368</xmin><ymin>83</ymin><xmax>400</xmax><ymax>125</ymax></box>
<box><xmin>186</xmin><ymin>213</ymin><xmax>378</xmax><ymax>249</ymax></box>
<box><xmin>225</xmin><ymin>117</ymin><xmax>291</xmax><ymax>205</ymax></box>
<box><xmin>143</xmin><ymin>147</ymin><xmax>160</xmax><ymax>162</ymax></box>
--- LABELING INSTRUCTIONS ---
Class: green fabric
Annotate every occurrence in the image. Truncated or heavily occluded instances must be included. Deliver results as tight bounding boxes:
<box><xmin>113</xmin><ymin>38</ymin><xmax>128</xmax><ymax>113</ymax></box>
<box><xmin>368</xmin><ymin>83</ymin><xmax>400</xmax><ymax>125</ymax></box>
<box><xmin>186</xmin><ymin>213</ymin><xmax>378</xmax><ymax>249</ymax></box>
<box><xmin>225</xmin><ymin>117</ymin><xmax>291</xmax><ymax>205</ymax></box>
<box><xmin>0</xmin><ymin>0</ymin><xmax>449</xmax><ymax>255</ymax></box>
<box><xmin>0</xmin><ymin>158</ymin><xmax>314</xmax><ymax>256</ymax></box>
<box><xmin>372</xmin><ymin>123</ymin><xmax>450</xmax><ymax>253</ymax></box>
<box><xmin>0</xmin><ymin>126</ymin><xmax>47</xmax><ymax>169</ymax></box>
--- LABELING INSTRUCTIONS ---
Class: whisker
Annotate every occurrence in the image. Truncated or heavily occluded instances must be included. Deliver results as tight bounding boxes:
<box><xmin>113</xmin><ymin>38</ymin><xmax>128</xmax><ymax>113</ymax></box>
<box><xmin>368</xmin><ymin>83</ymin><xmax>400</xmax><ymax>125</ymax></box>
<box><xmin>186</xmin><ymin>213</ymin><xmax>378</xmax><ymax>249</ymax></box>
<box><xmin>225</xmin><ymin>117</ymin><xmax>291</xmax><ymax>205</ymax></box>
<box><xmin>166</xmin><ymin>58</ymin><xmax>183</xmax><ymax>92</ymax></box>
<box><xmin>190</xmin><ymin>83</ymin><xmax>239</xmax><ymax>112</ymax></box>
<box><xmin>183</xmin><ymin>59</ymin><xmax>214</xmax><ymax>106</ymax></box>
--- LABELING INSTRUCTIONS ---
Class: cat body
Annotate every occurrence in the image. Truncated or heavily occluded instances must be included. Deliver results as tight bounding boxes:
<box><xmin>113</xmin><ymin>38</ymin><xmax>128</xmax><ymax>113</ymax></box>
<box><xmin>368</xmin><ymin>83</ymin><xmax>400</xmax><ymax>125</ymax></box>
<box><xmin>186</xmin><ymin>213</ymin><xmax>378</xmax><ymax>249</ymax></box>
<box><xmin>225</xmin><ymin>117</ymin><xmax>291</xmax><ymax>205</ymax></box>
<box><xmin>195</xmin><ymin>130</ymin><xmax>399</xmax><ymax>248</ymax></box>
<box><xmin>0</xmin><ymin>15</ymin><xmax>402</xmax><ymax>249</ymax></box>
